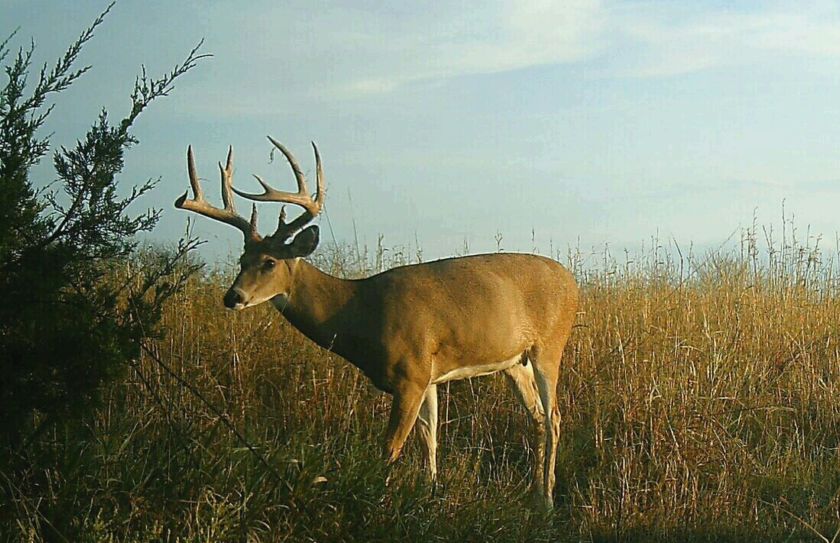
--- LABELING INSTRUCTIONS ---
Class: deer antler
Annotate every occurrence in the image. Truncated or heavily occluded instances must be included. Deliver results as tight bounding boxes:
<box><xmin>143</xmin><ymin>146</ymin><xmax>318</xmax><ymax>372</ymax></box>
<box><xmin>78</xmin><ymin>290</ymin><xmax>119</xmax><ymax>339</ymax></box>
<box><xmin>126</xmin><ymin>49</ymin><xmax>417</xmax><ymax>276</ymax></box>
<box><xmin>232</xmin><ymin>136</ymin><xmax>325</xmax><ymax>240</ymax></box>
<box><xmin>176</xmin><ymin>146</ymin><xmax>260</xmax><ymax>242</ymax></box>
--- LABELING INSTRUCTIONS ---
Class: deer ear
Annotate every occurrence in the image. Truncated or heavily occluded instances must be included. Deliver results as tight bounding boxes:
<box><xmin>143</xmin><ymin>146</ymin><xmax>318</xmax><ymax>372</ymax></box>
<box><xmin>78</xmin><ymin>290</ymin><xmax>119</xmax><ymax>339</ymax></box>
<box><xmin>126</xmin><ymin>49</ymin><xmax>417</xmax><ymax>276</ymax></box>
<box><xmin>288</xmin><ymin>225</ymin><xmax>320</xmax><ymax>257</ymax></box>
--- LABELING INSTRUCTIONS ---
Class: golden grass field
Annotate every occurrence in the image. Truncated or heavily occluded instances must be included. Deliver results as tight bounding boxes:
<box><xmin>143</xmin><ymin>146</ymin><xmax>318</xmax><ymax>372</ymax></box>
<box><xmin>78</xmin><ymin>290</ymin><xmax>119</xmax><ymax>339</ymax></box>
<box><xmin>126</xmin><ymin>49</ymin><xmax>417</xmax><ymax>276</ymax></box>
<box><xmin>13</xmin><ymin>224</ymin><xmax>840</xmax><ymax>542</ymax></box>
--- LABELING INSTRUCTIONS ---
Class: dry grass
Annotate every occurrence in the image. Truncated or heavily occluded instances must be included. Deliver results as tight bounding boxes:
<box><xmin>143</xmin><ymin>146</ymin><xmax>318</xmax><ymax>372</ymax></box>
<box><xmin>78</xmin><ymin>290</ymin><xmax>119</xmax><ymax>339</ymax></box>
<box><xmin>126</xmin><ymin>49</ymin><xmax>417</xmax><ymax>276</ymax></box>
<box><xmin>6</xmin><ymin>222</ymin><xmax>840</xmax><ymax>542</ymax></box>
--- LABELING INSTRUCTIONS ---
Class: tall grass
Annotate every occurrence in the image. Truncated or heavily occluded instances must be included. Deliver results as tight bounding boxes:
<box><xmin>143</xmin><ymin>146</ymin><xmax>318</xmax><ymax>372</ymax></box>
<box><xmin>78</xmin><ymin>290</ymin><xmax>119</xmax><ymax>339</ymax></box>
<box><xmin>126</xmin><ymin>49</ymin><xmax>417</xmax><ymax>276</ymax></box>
<box><xmin>5</xmin><ymin>220</ymin><xmax>840</xmax><ymax>542</ymax></box>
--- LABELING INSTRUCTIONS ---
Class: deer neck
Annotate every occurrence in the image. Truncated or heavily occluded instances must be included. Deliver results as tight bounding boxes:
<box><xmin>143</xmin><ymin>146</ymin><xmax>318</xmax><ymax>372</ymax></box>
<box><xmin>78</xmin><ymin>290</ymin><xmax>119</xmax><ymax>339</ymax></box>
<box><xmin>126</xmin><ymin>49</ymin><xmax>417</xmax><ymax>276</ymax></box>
<box><xmin>273</xmin><ymin>258</ymin><xmax>358</xmax><ymax>350</ymax></box>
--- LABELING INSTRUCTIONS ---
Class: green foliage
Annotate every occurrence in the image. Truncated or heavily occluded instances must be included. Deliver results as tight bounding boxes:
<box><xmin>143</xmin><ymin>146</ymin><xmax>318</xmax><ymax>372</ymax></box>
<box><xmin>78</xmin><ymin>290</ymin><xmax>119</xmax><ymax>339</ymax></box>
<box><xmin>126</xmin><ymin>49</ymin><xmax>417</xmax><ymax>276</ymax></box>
<box><xmin>0</xmin><ymin>3</ymin><xmax>204</xmax><ymax>455</ymax></box>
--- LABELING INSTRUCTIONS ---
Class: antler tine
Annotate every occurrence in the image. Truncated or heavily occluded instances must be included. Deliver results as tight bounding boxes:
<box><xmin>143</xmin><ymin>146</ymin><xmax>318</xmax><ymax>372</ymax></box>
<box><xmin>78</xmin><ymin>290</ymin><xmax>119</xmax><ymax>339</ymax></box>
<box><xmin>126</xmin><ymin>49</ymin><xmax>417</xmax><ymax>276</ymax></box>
<box><xmin>272</xmin><ymin>206</ymin><xmax>288</xmax><ymax>237</ymax></box>
<box><xmin>312</xmin><ymin>141</ymin><xmax>325</xmax><ymax>207</ymax></box>
<box><xmin>250</xmin><ymin>203</ymin><xmax>258</xmax><ymax>232</ymax></box>
<box><xmin>232</xmin><ymin>137</ymin><xmax>326</xmax><ymax>239</ymax></box>
<box><xmin>270</xmin><ymin>136</ymin><xmax>310</xmax><ymax>198</ymax></box>
<box><xmin>272</xmin><ymin>141</ymin><xmax>326</xmax><ymax>237</ymax></box>
<box><xmin>219</xmin><ymin>146</ymin><xmax>236</xmax><ymax>211</ymax></box>
<box><xmin>175</xmin><ymin>146</ymin><xmax>259</xmax><ymax>242</ymax></box>
<box><xmin>186</xmin><ymin>145</ymin><xmax>204</xmax><ymax>201</ymax></box>
<box><xmin>232</xmin><ymin>138</ymin><xmax>320</xmax><ymax>212</ymax></box>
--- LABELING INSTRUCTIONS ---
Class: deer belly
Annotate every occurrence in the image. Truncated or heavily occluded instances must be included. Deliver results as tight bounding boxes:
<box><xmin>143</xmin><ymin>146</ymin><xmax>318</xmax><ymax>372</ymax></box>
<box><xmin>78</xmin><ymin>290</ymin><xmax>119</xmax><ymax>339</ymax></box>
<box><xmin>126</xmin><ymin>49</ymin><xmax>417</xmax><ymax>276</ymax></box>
<box><xmin>431</xmin><ymin>355</ymin><xmax>522</xmax><ymax>384</ymax></box>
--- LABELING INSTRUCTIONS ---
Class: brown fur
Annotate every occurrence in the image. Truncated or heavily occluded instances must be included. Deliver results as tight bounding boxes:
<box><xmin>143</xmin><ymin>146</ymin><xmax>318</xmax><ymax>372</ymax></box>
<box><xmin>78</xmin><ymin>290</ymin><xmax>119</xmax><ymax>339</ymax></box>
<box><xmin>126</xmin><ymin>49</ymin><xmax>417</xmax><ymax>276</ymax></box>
<box><xmin>177</xmin><ymin>141</ymin><xmax>578</xmax><ymax>507</ymax></box>
<box><xmin>231</xmin><ymin>248</ymin><xmax>579</xmax><ymax>507</ymax></box>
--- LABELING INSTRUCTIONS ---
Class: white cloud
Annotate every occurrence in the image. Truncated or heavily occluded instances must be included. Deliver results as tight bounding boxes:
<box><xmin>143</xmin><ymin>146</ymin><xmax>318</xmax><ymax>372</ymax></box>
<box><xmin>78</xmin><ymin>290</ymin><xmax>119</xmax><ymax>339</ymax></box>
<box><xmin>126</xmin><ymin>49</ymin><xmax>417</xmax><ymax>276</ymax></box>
<box><xmin>318</xmin><ymin>0</ymin><xmax>607</xmax><ymax>97</ymax></box>
<box><xmin>607</xmin><ymin>2</ymin><xmax>840</xmax><ymax>78</ymax></box>
<box><xmin>159</xmin><ymin>0</ymin><xmax>840</xmax><ymax>118</ymax></box>
<box><xmin>753</xmin><ymin>11</ymin><xmax>840</xmax><ymax>57</ymax></box>
<box><xmin>173</xmin><ymin>0</ymin><xmax>604</xmax><ymax>108</ymax></box>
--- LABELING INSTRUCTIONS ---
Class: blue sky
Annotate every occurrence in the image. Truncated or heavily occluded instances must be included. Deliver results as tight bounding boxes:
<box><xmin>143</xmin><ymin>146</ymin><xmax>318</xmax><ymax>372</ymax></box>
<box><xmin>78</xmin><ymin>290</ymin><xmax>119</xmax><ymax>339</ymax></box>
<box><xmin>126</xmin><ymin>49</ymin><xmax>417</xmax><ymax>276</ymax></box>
<box><xmin>3</xmin><ymin>1</ymin><xmax>840</xmax><ymax>262</ymax></box>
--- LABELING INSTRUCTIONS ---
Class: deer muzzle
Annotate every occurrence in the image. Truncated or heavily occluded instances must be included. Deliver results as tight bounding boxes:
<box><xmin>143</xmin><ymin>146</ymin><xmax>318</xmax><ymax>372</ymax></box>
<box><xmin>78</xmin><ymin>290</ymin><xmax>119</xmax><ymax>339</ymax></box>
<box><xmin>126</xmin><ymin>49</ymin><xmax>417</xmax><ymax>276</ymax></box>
<box><xmin>223</xmin><ymin>287</ymin><xmax>248</xmax><ymax>310</ymax></box>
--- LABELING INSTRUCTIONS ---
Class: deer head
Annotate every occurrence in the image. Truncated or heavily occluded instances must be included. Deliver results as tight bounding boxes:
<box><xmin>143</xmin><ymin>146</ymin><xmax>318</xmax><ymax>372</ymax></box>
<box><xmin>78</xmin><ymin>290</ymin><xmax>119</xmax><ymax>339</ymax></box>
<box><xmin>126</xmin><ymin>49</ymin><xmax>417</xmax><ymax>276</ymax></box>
<box><xmin>175</xmin><ymin>137</ymin><xmax>325</xmax><ymax>310</ymax></box>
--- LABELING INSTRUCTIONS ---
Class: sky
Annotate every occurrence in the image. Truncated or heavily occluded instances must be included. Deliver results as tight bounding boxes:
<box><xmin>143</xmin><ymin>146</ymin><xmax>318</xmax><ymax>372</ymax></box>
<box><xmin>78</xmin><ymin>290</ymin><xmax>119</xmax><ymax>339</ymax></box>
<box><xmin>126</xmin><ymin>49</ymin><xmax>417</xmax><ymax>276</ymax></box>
<box><xmin>3</xmin><ymin>0</ymin><xmax>840</xmax><ymax>264</ymax></box>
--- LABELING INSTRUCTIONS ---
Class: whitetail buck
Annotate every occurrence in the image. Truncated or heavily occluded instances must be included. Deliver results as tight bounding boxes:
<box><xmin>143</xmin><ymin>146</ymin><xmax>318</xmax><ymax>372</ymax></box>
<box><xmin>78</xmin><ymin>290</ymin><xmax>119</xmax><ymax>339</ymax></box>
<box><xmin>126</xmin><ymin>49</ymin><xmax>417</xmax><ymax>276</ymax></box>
<box><xmin>175</xmin><ymin>137</ymin><xmax>579</xmax><ymax>508</ymax></box>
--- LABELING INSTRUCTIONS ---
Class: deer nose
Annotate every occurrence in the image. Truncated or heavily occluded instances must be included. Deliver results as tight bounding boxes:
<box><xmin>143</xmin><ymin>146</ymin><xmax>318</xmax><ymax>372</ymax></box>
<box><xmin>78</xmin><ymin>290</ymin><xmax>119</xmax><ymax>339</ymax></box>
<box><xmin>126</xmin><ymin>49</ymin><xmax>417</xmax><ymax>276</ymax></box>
<box><xmin>223</xmin><ymin>288</ymin><xmax>246</xmax><ymax>309</ymax></box>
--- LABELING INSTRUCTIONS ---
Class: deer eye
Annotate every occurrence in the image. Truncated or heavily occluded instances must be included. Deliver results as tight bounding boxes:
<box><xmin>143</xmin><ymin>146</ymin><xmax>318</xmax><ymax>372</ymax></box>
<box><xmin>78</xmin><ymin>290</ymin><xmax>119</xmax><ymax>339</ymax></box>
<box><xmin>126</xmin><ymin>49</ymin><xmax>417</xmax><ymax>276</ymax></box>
<box><xmin>262</xmin><ymin>259</ymin><xmax>276</xmax><ymax>270</ymax></box>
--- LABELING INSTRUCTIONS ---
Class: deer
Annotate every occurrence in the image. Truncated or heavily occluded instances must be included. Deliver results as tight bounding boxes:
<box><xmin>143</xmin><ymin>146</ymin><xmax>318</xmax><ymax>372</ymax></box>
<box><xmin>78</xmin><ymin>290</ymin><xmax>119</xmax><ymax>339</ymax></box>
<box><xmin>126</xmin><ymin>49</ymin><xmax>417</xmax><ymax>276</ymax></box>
<box><xmin>175</xmin><ymin>137</ymin><xmax>579</xmax><ymax>509</ymax></box>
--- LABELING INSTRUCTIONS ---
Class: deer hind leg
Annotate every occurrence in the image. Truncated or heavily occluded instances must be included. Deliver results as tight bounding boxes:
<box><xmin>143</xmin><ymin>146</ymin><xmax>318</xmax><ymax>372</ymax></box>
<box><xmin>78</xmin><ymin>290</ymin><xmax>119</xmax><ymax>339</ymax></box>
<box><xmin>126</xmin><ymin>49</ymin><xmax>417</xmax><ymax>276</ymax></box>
<box><xmin>415</xmin><ymin>384</ymin><xmax>439</xmax><ymax>482</ymax></box>
<box><xmin>503</xmin><ymin>360</ymin><xmax>546</xmax><ymax>497</ymax></box>
<box><xmin>530</xmin><ymin>347</ymin><xmax>562</xmax><ymax>510</ymax></box>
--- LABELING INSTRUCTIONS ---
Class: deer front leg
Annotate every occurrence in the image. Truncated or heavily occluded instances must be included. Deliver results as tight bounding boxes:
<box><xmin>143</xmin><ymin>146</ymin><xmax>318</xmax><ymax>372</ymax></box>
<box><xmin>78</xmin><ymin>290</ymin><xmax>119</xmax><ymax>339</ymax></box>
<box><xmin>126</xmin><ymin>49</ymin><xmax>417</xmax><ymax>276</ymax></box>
<box><xmin>384</xmin><ymin>379</ymin><xmax>427</xmax><ymax>465</ymax></box>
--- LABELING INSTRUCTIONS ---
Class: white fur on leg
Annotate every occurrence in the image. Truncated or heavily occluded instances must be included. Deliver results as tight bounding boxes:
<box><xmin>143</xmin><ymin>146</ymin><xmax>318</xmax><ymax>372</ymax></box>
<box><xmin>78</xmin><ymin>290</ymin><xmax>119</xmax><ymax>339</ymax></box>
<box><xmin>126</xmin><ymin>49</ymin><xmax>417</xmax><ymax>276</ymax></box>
<box><xmin>533</xmin><ymin>368</ymin><xmax>557</xmax><ymax>509</ymax></box>
<box><xmin>416</xmin><ymin>384</ymin><xmax>439</xmax><ymax>481</ymax></box>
